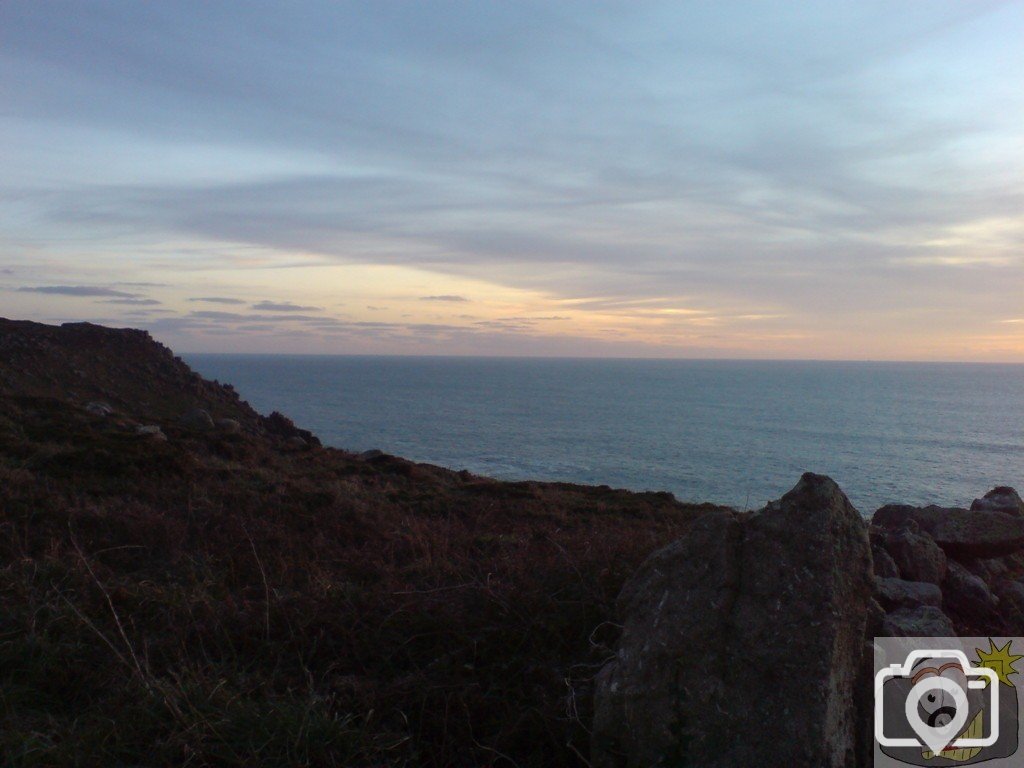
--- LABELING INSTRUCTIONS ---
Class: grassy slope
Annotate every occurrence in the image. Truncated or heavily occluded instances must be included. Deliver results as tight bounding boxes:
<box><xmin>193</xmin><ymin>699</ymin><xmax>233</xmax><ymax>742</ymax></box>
<box><xmin>0</xmin><ymin>321</ymin><xmax>723</xmax><ymax>767</ymax></box>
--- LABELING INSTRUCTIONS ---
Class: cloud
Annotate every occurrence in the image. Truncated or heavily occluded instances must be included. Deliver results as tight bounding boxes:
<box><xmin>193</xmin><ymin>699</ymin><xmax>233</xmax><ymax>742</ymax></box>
<box><xmin>99</xmin><ymin>297</ymin><xmax>161</xmax><ymax>305</ymax></box>
<box><xmin>18</xmin><ymin>285</ymin><xmax>137</xmax><ymax>297</ymax></box>
<box><xmin>251</xmin><ymin>300</ymin><xmax>322</xmax><ymax>312</ymax></box>
<box><xmin>419</xmin><ymin>295</ymin><xmax>469</xmax><ymax>302</ymax></box>
<box><xmin>188</xmin><ymin>296</ymin><xmax>246</xmax><ymax>305</ymax></box>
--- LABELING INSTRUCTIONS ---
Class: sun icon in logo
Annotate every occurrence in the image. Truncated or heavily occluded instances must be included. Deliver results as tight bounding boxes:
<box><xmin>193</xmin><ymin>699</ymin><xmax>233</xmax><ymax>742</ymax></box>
<box><xmin>975</xmin><ymin>639</ymin><xmax>1023</xmax><ymax>687</ymax></box>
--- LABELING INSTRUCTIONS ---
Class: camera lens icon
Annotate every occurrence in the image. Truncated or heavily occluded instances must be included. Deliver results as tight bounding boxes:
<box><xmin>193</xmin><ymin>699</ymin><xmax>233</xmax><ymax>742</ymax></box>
<box><xmin>905</xmin><ymin>674</ymin><xmax>970</xmax><ymax>755</ymax></box>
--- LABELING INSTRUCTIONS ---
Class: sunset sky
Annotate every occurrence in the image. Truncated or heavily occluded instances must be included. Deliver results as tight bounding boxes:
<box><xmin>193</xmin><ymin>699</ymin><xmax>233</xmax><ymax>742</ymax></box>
<box><xmin>2</xmin><ymin>1</ymin><xmax>1022</xmax><ymax>359</ymax></box>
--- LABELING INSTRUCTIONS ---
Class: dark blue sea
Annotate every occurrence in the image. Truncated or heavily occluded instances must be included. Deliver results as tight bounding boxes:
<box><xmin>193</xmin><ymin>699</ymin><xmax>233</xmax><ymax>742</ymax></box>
<box><xmin>185</xmin><ymin>355</ymin><xmax>1024</xmax><ymax>515</ymax></box>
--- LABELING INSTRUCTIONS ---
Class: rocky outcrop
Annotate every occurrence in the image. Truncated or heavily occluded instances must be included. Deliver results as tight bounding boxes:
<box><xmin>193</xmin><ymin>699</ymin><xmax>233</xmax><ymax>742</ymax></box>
<box><xmin>0</xmin><ymin>318</ymin><xmax>320</xmax><ymax>446</ymax></box>
<box><xmin>592</xmin><ymin>473</ymin><xmax>873</xmax><ymax>768</ymax></box>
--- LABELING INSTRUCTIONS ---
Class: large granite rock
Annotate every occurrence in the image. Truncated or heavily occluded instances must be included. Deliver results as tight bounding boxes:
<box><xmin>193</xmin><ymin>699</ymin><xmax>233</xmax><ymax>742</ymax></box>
<box><xmin>929</xmin><ymin>511</ymin><xmax>1024</xmax><ymax>558</ymax></box>
<box><xmin>873</xmin><ymin>504</ymin><xmax>1024</xmax><ymax>558</ymax></box>
<box><xmin>971</xmin><ymin>486</ymin><xmax>1024</xmax><ymax>517</ymax></box>
<box><xmin>592</xmin><ymin>473</ymin><xmax>873</xmax><ymax>768</ymax></box>
<box><xmin>881</xmin><ymin>528</ymin><xmax>946</xmax><ymax>584</ymax></box>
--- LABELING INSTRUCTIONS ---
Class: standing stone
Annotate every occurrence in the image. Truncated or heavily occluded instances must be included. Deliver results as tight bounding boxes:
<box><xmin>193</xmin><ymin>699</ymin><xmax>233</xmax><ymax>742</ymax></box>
<box><xmin>592</xmin><ymin>473</ymin><xmax>873</xmax><ymax>768</ymax></box>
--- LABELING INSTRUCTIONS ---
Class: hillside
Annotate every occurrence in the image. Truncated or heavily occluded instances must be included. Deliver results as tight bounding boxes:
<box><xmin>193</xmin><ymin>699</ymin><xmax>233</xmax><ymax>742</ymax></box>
<box><xmin>0</xmin><ymin>319</ymin><xmax>720</xmax><ymax>767</ymax></box>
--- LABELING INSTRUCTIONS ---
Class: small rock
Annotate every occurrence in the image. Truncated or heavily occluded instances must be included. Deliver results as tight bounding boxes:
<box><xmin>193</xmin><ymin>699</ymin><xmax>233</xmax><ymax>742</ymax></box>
<box><xmin>215</xmin><ymin>418</ymin><xmax>241</xmax><ymax>434</ymax></box>
<box><xmin>871</xmin><ymin>542</ymin><xmax>900</xmax><ymax>578</ymax></box>
<box><xmin>942</xmin><ymin>559</ymin><xmax>998</xmax><ymax>623</ymax></box>
<box><xmin>284</xmin><ymin>436</ymin><xmax>308</xmax><ymax>450</ymax></box>
<box><xmin>181</xmin><ymin>408</ymin><xmax>214</xmax><ymax>430</ymax></box>
<box><xmin>880</xmin><ymin>605</ymin><xmax>955</xmax><ymax>637</ymax></box>
<box><xmin>85</xmin><ymin>401</ymin><xmax>114</xmax><ymax>417</ymax></box>
<box><xmin>971</xmin><ymin>486</ymin><xmax>1024</xmax><ymax>517</ymax></box>
<box><xmin>359</xmin><ymin>449</ymin><xmax>385</xmax><ymax>460</ymax></box>
<box><xmin>874</xmin><ymin>577</ymin><xmax>942</xmax><ymax>610</ymax></box>
<box><xmin>135</xmin><ymin>424</ymin><xmax>167</xmax><ymax>441</ymax></box>
<box><xmin>882</xmin><ymin>528</ymin><xmax>946</xmax><ymax>584</ymax></box>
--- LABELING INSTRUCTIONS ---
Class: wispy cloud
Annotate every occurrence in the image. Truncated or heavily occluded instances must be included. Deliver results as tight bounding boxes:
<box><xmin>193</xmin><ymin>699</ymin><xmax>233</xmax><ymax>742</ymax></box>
<box><xmin>100</xmin><ymin>297</ymin><xmax>162</xmax><ymax>306</ymax></box>
<box><xmin>251</xmin><ymin>300</ymin><xmax>322</xmax><ymax>312</ymax></box>
<box><xmin>189</xmin><ymin>297</ymin><xmax>246</xmax><ymax>305</ymax></box>
<box><xmin>420</xmin><ymin>295</ymin><xmax>469</xmax><ymax>303</ymax></box>
<box><xmin>18</xmin><ymin>285</ymin><xmax>137</xmax><ymax>298</ymax></box>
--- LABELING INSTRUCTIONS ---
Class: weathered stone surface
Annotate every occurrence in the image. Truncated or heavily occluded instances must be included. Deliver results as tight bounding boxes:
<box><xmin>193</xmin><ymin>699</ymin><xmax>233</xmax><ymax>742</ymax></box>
<box><xmin>882</xmin><ymin>528</ymin><xmax>946</xmax><ymax>584</ymax></box>
<box><xmin>592</xmin><ymin>473</ymin><xmax>873</xmax><ymax>768</ymax></box>
<box><xmin>181</xmin><ymin>407</ymin><xmax>214</xmax><ymax>431</ymax></box>
<box><xmin>874</xmin><ymin>577</ymin><xmax>942</xmax><ymax>610</ymax></box>
<box><xmin>880</xmin><ymin>605</ymin><xmax>956</xmax><ymax>637</ymax></box>
<box><xmin>971</xmin><ymin>486</ymin><xmax>1024</xmax><ymax>517</ymax></box>
<box><xmin>942</xmin><ymin>560</ymin><xmax>998</xmax><ymax>623</ymax></box>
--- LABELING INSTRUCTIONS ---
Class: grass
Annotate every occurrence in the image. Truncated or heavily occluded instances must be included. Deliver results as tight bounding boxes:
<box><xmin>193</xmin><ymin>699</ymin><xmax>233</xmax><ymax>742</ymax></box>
<box><xmin>0</xmin><ymin>395</ymin><xmax>717</xmax><ymax>766</ymax></box>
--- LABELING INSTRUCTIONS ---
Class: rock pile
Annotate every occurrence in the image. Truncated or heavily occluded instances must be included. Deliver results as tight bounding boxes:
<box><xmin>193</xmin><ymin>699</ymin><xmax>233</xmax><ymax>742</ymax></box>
<box><xmin>870</xmin><ymin>487</ymin><xmax>1024</xmax><ymax>636</ymax></box>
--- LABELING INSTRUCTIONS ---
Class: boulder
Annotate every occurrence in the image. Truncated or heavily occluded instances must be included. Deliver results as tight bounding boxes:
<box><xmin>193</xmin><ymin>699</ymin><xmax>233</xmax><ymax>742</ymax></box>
<box><xmin>283</xmin><ymin>436</ymin><xmax>308</xmax><ymax>450</ymax></box>
<box><xmin>181</xmin><ymin>407</ymin><xmax>214</xmax><ymax>431</ymax></box>
<box><xmin>929</xmin><ymin>511</ymin><xmax>1024</xmax><ymax>558</ymax></box>
<box><xmin>881</xmin><ymin>528</ymin><xmax>946</xmax><ymax>584</ymax></box>
<box><xmin>874</xmin><ymin>504</ymin><xmax>1024</xmax><ymax>559</ymax></box>
<box><xmin>942</xmin><ymin>559</ymin><xmax>998</xmax><ymax>624</ymax></box>
<box><xmin>592</xmin><ymin>473</ymin><xmax>873</xmax><ymax>768</ymax></box>
<box><xmin>879</xmin><ymin>605</ymin><xmax>955</xmax><ymax>637</ymax></box>
<box><xmin>359</xmin><ymin>449</ymin><xmax>385</xmax><ymax>460</ymax></box>
<box><xmin>135</xmin><ymin>424</ymin><xmax>167</xmax><ymax>441</ymax></box>
<box><xmin>85</xmin><ymin>401</ymin><xmax>114</xmax><ymax>417</ymax></box>
<box><xmin>873</xmin><ymin>577</ymin><xmax>942</xmax><ymax>610</ymax></box>
<box><xmin>971</xmin><ymin>486</ymin><xmax>1024</xmax><ymax>517</ymax></box>
<box><xmin>215</xmin><ymin>418</ymin><xmax>241</xmax><ymax>434</ymax></box>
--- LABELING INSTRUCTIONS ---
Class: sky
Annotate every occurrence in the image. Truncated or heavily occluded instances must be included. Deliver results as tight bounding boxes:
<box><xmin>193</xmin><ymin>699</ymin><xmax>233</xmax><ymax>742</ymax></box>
<box><xmin>1</xmin><ymin>1</ymin><xmax>1022</xmax><ymax>360</ymax></box>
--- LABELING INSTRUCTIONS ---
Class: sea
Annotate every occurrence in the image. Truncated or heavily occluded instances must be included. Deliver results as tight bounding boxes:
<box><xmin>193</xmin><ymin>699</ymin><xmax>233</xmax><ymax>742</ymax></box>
<box><xmin>185</xmin><ymin>355</ymin><xmax>1024</xmax><ymax>515</ymax></box>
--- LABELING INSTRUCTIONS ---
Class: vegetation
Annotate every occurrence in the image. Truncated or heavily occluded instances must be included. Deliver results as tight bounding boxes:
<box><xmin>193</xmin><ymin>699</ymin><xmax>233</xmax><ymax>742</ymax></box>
<box><xmin>0</xmin><ymin>325</ymin><xmax>719</xmax><ymax>766</ymax></box>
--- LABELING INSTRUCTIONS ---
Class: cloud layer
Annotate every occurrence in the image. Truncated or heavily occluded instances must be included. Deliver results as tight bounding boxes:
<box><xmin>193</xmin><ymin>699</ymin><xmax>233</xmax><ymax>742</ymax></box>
<box><xmin>1</xmin><ymin>1</ymin><xmax>1022</xmax><ymax>358</ymax></box>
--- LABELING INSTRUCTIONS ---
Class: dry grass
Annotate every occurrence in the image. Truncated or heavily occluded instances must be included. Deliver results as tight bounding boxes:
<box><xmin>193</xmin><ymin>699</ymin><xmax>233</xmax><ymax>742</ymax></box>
<box><xmin>0</xmin><ymin>395</ymin><xmax>720</xmax><ymax>766</ymax></box>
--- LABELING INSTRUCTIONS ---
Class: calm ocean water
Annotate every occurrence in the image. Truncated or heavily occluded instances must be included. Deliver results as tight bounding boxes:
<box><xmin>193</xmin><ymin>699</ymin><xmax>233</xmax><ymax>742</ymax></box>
<box><xmin>185</xmin><ymin>355</ymin><xmax>1024</xmax><ymax>514</ymax></box>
